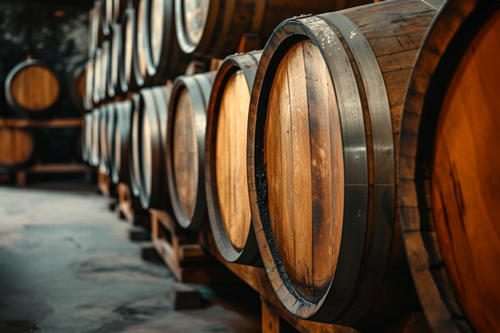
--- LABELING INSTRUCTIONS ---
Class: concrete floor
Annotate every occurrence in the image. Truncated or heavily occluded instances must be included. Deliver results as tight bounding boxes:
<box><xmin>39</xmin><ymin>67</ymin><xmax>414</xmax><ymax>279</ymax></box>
<box><xmin>0</xmin><ymin>187</ymin><xmax>260</xmax><ymax>333</ymax></box>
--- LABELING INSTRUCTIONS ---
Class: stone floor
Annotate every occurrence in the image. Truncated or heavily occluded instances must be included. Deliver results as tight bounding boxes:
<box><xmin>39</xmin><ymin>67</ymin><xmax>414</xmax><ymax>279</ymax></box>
<box><xmin>0</xmin><ymin>187</ymin><xmax>260</xmax><ymax>333</ymax></box>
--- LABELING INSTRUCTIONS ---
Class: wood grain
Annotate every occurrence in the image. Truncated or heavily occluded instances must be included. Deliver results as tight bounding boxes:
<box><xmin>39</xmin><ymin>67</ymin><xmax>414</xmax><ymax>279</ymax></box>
<box><xmin>173</xmin><ymin>88</ymin><xmax>198</xmax><ymax>220</ymax></box>
<box><xmin>9</xmin><ymin>65</ymin><xmax>59</xmax><ymax>111</ymax></box>
<box><xmin>0</xmin><ymin>128</ymin><xmax>33</xmax><ymax>165</ymax></box>
<box><xmin>432</xmin><ymin>9</ymin><xmax>500</xmax><ymax>333</ymax></box>
<box><xmin>215</xmin><ymin>71</ymin><xmax>252</xmax><ymax>251</ymax></box>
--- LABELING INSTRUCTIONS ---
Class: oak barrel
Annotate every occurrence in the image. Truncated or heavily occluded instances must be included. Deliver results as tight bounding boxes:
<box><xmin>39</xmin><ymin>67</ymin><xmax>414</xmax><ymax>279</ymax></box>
<box><xmin>119</xmin><ymin>7</ymin><xmax>139</xmax><ymax>93</ymax></box>
<box><xmin>399</xmin><ymin>1</ymin><xmax>500</xmax><ymax>332</ymax></box>
<box><xmin>129</xmin><ymin>93</ymin><xmax>144</xmax><ymax>197</ymax></box>
<box><xmin>112</xmin><ymin>0</ymin><xmax>128</xmax><ymax>24</ymax></box>
<box><xmin>0</xmin><ymin>128</ymin><xmax>36</xmax><ymax>170</ymax></box>
<box><xmin>93</xmin><ymin>47</ymin><xmax>103</xmax><ymax>104</ymax></box>
<box><xmin>82</xmin><ymin>112</ymin><xmax>93</xmax><ymax>163</ymax></box>
<box><xmin>5</xmin><ymin>59</ymin><xmax>60</xmax><ymax>119</ymax></box>
<box><xmin>101</xmin><ymin>0</ymin><xmax>113</xmax><ymax>37</ymax></box>
<box><xmin>133</xmin><ymin>0</ymin><xmax>150</xmax><ymax>87</ymax></box>
<box><xmin>88</xmin><ymin>6</ymin><xmax>97</xmax><ymax>57</ymax></box>
<box><xmin>205</xmin><ymin>51</ymin><xmax>262</xmax><ymax>265</ymax></box>
<box><xmin>68</xmin><ymin>63</ymin><xmax>86</xmax><ymax>114</ymax></box>
<box><xmin>112</xmin><ymin>100</ymin><xmax>133</xmax><ymax>185</ymax></box>
<box><xmin>109</xmin><ymin>23</ymin><xmax>125</xmax><ymax>98</ymax></box>
<box><xmin>101</xmin><ymin>40</ymin><xmax>113</xmax><ymax>101</ymax></box>
<box><xmin>99</xmin><ymin>105</ymin><xmax>110</xmax><ymax>175</ymax></box>
<box><xmin>137</xmin><ymin>84</ymin><xmax>173</xmax><ymax>210</ymax></box>
<box><xmin>91</xmin><ymin>108</ymin><xmax>102</xmax><ymax>167</ymax></box>
<box><xmin>145</xmin><ymin>0</ymin><xmax>188</xmax><ymax>80</ymax></box>
<box><xmin>174</xmin><ymin>0</ymin><xmax>371</xmax><ymax>58</ymax></box>
<box><xmin>166</xmin><ymin>71</ymin><xmax>215</xmax><ymax>229</ymax></box>
<box><xmin>246</xmin><ymin>1</ymin><xmax>438</xmax><ymax>329</ymax></box>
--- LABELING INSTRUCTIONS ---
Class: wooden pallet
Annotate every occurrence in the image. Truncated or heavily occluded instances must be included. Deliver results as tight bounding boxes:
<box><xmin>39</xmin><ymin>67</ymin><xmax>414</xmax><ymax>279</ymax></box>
<box><xmin>116</xmin><ymin>183</ymin><xmax>150</xmax><ymax>227</ymax></box>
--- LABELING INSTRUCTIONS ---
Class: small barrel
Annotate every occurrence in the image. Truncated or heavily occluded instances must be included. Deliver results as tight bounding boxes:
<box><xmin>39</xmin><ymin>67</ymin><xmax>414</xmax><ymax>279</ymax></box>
<box><xmin>166</xmin><ymin>71</ymin><xmax>215</xmax><ymax>229</ymax></box>
<box><xmin>93</xmin><ymin>48</ymin><xmax>103</xmax><ymax>104</ymax></box>
<box><xmin>129</xmin><ymin>93</ymin><xmax>143</xmax><ymax>197</ymax></box>
<box><xmin>119</xmin><ymin>7</ymin><xmax>139</xmax><ymax>93</ymax></box>
<box><xmin>112</xmin><ymin>100</ymin><xmax>133</xmax><ymax>184</ymax></box>
<box><xmin>174</xmin><ymin>0</ymin><xmax>372</xmax><ymax>58</ymax></box>
<box><xmin>137</xmin><ymin>83</ymin><xmax>173</xmax><ymax>210</ymax></box>
<box><xmin>109</xmin><ymin>23</ymin><xmax>124</xmax><ymax>97</ymax></box>
<box><xmin>101</xmin><ymin>40</ymin><xmax>112</xmax><ymax>101</ymax></box>
<box><xmin>205</xmin><ymin>51</ymin><xmax>262</xmax><ymax>265</ymax></box>
<box><xmin>82</xmin><ymin>113</ymin><xmax>93</xmax><ymax>163</ymax></box>
<box><xmin>399</xmin><ymin>1</ymin><xmax>500</xmax><ymax>333</ymax></box>
<box><xmin>246</xmin><ymin>1</ymin><xmax>438</xmax><ymax>329</ymax></box>
<box><xmin>112</xmin><ymin>0</ymin><xmax>128</xmax><ymax>24</ymax></box>
<box><xmin>68</xmin><ymin>63</ymin><xmax>86</xmax><ymax>115</ymax></box>
<box><xmin>91</xmin><ymin>108</ymin><xmax>102</xmax><ymax>167</ymax></box>
<box><xmin>145</xmin><ymin>0</ymin><xmax>188</xmax><ymax>80</ymax></box>
<box><xmin>5</xmin><ymin>59</ymin><xmax>60</xmax><ymax>119</ymax></box>
<box><xmin>0</xmin><ymin>128</ymin><xmax>36</xmax><ymax>170</ymax></box>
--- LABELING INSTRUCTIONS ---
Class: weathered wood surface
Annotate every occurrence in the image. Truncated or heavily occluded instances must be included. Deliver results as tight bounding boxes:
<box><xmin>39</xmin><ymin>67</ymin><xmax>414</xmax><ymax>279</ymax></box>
<box><xmin>399</xmin><ymin>1</ymin><xmax>500</xmax><ymax>332</ymax></box>
<box><xmin>247</xmin><ymin>0</ymin><xmax>437</xmax><ymax>329</ymax></box>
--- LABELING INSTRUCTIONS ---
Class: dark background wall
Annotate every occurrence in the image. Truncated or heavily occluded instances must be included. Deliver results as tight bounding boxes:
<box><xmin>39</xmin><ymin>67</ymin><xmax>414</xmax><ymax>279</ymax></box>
<box><xmin>1</xmin><ymin>0</ymin><xmax>94</xmax><ymax>164</ymax></box>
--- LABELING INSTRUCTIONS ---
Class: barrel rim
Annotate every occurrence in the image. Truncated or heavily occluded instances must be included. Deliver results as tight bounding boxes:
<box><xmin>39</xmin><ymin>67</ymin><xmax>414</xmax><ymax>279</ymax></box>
<box><xmin>146</xmin><ymin>0</ymin><xmax>174</xmax><ymax>78</ymax></box>
<box><xmin>129</xmin><ymin>93</ymin><xmax>143</xmax><ymax>197</ymax></box>
<box><xmin>119</xmin><ymin>7</ymin><xmax>137</xmax><ymax>93</ymax></box>
<box><xmin>399</xmin><ymin>0</ymin><xmax>500</xmax><ymax>332</ymax></box>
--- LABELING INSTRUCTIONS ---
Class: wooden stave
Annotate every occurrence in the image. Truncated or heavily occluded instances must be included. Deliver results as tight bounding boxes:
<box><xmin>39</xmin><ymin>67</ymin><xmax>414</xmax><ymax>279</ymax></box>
<box><xmin>109</xmin><ymin>23</ymin><xmax>126</xmax><ymax>98</ymax></box>
<box><xmin>119</xmin><ymin>7</ymin><xmax>140</xmax><ymax>93</ymax></box>
<box><xmin>112</xmin><ymin>100</ymin><xmax>133</xmax><ymax>184</ymax></box>
<box><xmin>0</xmin><ymin>128</ymin><xmax>36</xmax><ymax>171</ymax></box>
<box><xmin>137</xmin><ymin>84</ymin><xmax>173</xmax><ymax>210</ymax></box>
<box><xmin>5</xmin><ymin>59</ymin><xmax>60</xmax><ymax>119</ymax></box>
<box><xmin>398</xmin><ymin>1</ymin><xmax>500</xmax><ymax>332</ymax></box>
<box><xmin>205</xmin><ymin>51</ymin><xmax>263</xmax><ymax>266</ymax></box>
<box><xmin>91</xmin><ymin>108</ymin><xmax>102</xmax><ymax>167</ymax></box>
<box><xmin>166</xmin><ymin>71</ymin><xmax>215</xmax><ymax>230</ymax></box>
<box><xmin>246</xmin><ymin>1</ymin><xmax>437</xmax><ymax>328</ymax></box>
<box><xmin>129</xmin><ymin>93</ymin><xmax>143</xmax><ymax>197</ymax></box>
<box><xmin>145</xmin><ymin>0</ymin><xmax>189</xmax><ymax>81</ymax></box>
<box><xmin>174</xmin><ymin>0</ymin><xmax>372</xmax><ymax>58</ymax></box>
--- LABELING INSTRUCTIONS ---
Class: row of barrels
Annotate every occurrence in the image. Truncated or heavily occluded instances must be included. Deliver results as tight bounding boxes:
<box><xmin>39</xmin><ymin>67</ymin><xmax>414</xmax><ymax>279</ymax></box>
<box><xmin>82</xmin><ymin>0</ymin><xmax>500</xmax><ymax>332</ymax></box>
<box><xmin>83</xmin><ymin>0</ymin><xmax>375</xmax><ymax>109</ymax></box>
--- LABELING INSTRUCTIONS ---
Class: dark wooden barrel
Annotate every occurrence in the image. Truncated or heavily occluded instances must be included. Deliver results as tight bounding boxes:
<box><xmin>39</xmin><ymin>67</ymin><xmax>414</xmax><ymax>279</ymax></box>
<box><xmin>205</xmin><ymin>51</ymin><xmax>262</xmax><ymax>265</ymax></box>
<box><xmin>93</xmin><ymin>48</ymin><xmax>103</xmax><ymax>104</ymax></box>
<box><xmin>174</xmin><ymin>0</ymin><xmax>371</xmax><ymax>58</ymax></box>
<box><xmin>0</xmin><ymin>128</ymin><xmax>36</xmax><ymax>170</ymax></box>
<box><xmin>98</xmin><ymin>105</ymin><xmax>110</xmax><ymax>175</ymax></box>
<box><xmin>166</xmin><ymin>71</ymin><xmax>215</xmax><ymax>229</ymax></box>
<box><xmin>68</xmin><ymin>63</ymin><xmax>86</xmax><ymax>115</ymax></box>
<box><xmin>112</xmin><ymin>100</ymin><xmax>133</xmax><ymax>184</ymax></box>
<box><xmin>145</xmin><ymin>0</ymin><xmax>188</xmax><ymax>80</ymax></box>
<box><xmin>101</xmin><ymin>40</ymin><xmax>113</xmax><ymax>101</ymax></box>
<box><xmin>399</xmin><ymin>1</ymin><xmax>500</xmax><ymax>332</ymax></box>
<box><xmin>5</xmin><ymin>59</ymin><xmax>60</xmax><ymax>119</ymax></box>
<box><xmin>91</xmin><ymin>108</ymin><xmax>102</xmax><ymax>167</ymax></box>
<box><xmin>106</xmin><ymin>104</ymin><xmax>117</xmax><ymax>178</ymax></box>
<box><xmin>129</xmin><ymin>93</ymin><xmax>143</xmax><ymax>197</ymax></box>
<box><xmin>133</xmin><ymin>0</ymin><xmax>150</xmax><ymax>88</ymax></box>
<box><xmin>119</xmin><ymin>7</ymin><xmax>139</xmax><ymax>93</ymax></box>
<box><xmin>246</xmin><ymin>1</ymin><xmax>438</xmax><ymax>329</ymax></box>
<box><xmin>112</xmin><ymin>0</ymin><xmax>128</xmax><ymax>24</ymax></box>
<box><xmin>109</xmin><ymin>23</ymin><xmax>125</xmax><ymax>98</ymax></box>
<box><xmin>137</xmin><ymin>83</ymin><xmax>173</xmax><ymax>210</ymax></box>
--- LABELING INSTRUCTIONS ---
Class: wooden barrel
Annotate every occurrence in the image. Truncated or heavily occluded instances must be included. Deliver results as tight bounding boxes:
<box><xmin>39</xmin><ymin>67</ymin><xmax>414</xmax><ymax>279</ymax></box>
<box><xmin>106</xmin><ymin>104</ymin><xmax>117</xmax><ymax>178</ymax></box>
<box><xmin>205</xmin><ymin>51</ymin><xmax>262</xmax><ymax>265</ymax></box>
<box><xmin>88</xmin><ymin>7</ymin><xmax>97</xmax><ymax>58</ymax></box>
<box><xmin>174</xmin><ymin>0</ymin><xmax>371</xmax><ymax>58</ymax></box>
<box><xmin>129</xmin><ymin>93</ymin><xmax>143</xmax><ymax>197</ymax></box>
<box><xmin>109</xmin><ymin>23</ymin><xmax>124</xmax><ymax>98</ymax></box>
<box><xmin>98</xmin><ymin>105</ymin><xmax>110</xmax><ymax>175</ymax></box>
<box><xmin>82</xmin><ymin>113</ymin><xmax>93</xmax><ymax>163</ymax></box>
<box><xmin>68</xmin><ymin>63</ymin><xmax>86</xmax><ymax>114</ymax></box>
<box><xmin>137</xmin><ymin>84</ymin><xmax>173</xmax><ymax>210</ymax></box>
<box><xmin>101</xmin><ymin>40</ymin><xmax>113</xmax><ymax>101</ymax></box>
<box><xmin>119</xmin><ymin>7</ymin><xmax>139</xmax><ymax>93</ymax></box>
<box><xmin>112</xmin><ymin>100</ymin><xmax>133</xmax><ymax>184</ymax></box>
<box><xmin>5</xmin><ymin>59</ymin><xmax>60</xmax><ymax>119</ymax></box>
<box><xmin>101</xmin><ymin>0</ymin><xmax>113</xmax><ymax>37</ymax></box>
<box><xmin>133</xmin><ymin>0</ymin><xmax>150</xmax><ymax>87</ymax></box>
<box><xmin>166</xmin><ymin>71</ymin><xmax>215</xmax><ymax>229</ymax></box>
<box><xmin>145</xmin><ymin>0</ymin><xmax>188</xmax><ymax>80</ymax></box>
<box><xmin>246</xmin><ymin>1</ymin><xmax>438</xmax><ymax>329</ymax></box>
<box><xmin>84</xmin><ymin>59</ymin><xmax>94</xmax><ymax>111</ymax></box>
<box><xmin>91</xmin><ymin>1</ymin><xmax>107</xmax><ymax>47</ymax></box>
<box><xmin>93</xmin><ymin>48</ymin><xmax>103</xmax><ymax>104</ymax></box>
<box><xmin>91</xmin><ymin>108</ymin><xmax>102</xmax><ymax>167</ymax></box>
<box><xmin>112</xmin><ymin>0</ymin><xmax>128</xmax><ymax>24</ymax></box>
<box><xmin>0</xmin><ymin>128</ymin><xmax>36</xmax><ymax>170</ymax></box>
<box><xmin>399</xmin><ymin>1</ymin><xmax>500</xmax><ymax>332</ymax></box>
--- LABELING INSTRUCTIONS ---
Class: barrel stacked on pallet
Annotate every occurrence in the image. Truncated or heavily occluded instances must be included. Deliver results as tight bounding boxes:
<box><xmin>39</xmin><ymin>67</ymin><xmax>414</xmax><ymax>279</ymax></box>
<box><xmin>80</xmin><ymin>0</ymin><xmax>500</xmax><ymax>332</ymax></box>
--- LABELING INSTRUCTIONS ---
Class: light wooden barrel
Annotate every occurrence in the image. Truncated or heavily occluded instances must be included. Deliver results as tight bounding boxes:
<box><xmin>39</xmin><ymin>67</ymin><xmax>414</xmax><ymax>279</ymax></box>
<box><xmin>5</xmin><ymin>60</ymin><xmax>60</xmax><ymax>119</ymax></box>
<box><xmin>0</xmin><ymin>128</ymin><xmax>36</xmax><ymax>170</ymax></box>
<box><xmin>91</xmin><ymin>1</ymin><xmax>107</xmax><ymax>48</ymax></box>
<box><xmin>68</xmin><ymin>63</ymin><xmax>86</xmax><ymax>114</ymax></box>
<box><xmin>109</xmin><ymin>23</ymin><xmax>124</xmax><ymax>98</ymax></box>
<box><xmin>174</xmin><ymin>0</ymin><xmax>371</xmax><ymax>58</ymax></box>
<box><xmin>93</xmin><ymin>48</ymin><xmax>103</xmax><ymax>104</ymax></box>
<box><xmin>205</xmin><ymin>51</ymin><xmax>262</xmax><ymax>265</ymax></box>
<box><xmin>119</xmin><ymin>7</ymin><xmax>139</xmax><ymax>93</ymax></box>
<box><xmin>145</xmin><ymin>0</ymin><xmax>188</xmax><ymax>80</ymax></box>
<box><xmin>137</xmin><ymin>84</ymin><xmax>173</xmax><ymax>210</ymax></box>
<box><xmin>82</xmin><ymin>113</ymin><xmax>93</xmax><ymax>163</ymax></box>
<box><xmin>84</xmin><ymin>59</ymin><xmax>94</xmax><ymax>111</ymax></box>
<box><xmin>91</xmin><ymin>108</ymin><xmax>102</xmax><ymax>167</ymax></box>
<box><xmin>166</xmin><ymin>71</ymin><xmax>215</xmax><ymax>229</ymax></box>
<box><xmin>112</xmin><ymin>100</ymin><xmax>133</xmax><ymax>184</ymax></box>
<box><xmin>129</xmin><ymin>93</ymin><xmax>143</xmax><ymax>197</ymax></box>
<box><xmin>399</xmin><ymin>1</ymin><xmax>500</xmax><ymax>332</ymax></box>
<box><xmin>246</xmin><ymin>1</ymin><xmax>438</xmax><ymax>329</ymax></box>
<box><xmin>101</xmin><ymin>40</ymin><xmax>113</xmax><ymax>101</ymax></box>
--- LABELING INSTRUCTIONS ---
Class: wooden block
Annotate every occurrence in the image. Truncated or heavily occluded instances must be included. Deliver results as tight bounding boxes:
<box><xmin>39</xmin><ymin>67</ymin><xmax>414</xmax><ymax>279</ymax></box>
<box><xmin>140</xmin><ymin>242</ymin><xmax>163</xmax><ymax>262</ymax></box>
<box><xmin>170</xmin><ymin>282</ymin><xmax>203</xmax><ymax>310</ymax></box>
<box><xmin>129</xmin><ymin>226</ymin><xmax>150</xmax><ymax>242</ymax></box>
